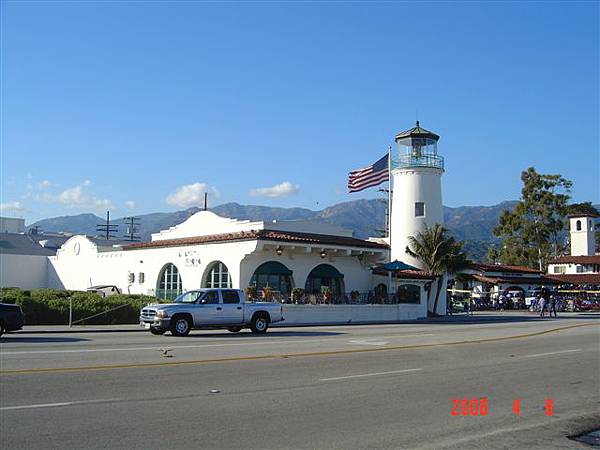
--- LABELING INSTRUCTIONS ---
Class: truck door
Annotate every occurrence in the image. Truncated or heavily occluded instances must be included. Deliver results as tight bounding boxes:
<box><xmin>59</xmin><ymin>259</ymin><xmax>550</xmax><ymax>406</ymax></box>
<box><xmin>219</xmin><ymin>290</ymin><xmax>244</xmax><ymax>324</ymax></box>
<box><xmin>192</xmin><ymin>290</ymin><xmax>221</xmax><ymax>325</ymax></box>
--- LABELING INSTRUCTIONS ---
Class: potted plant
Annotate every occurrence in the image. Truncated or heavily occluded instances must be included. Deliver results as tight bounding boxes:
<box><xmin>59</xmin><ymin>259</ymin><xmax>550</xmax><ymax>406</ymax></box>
<box><xmin>262</xmin><ymin>286</ymin><xmax>274</xmax><ymax>301</ymax></box>
<box><xmin>245</xmin><ymin>286</ymin><xmax>257</xmax><ymax>301</ymax></box>
<box><xmin>292</xmin><ymin>287</ymin><xmax>304</xmax><ymax>304</ymax></box>
<box><xmin>350</xmin><ymin>290</ymin><xmax>360</xmax><ymax>304</ymax></box>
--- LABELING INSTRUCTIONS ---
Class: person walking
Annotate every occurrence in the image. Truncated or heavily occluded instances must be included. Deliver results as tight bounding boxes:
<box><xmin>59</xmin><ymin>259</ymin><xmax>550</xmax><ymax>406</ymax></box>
<box><xmin>548</xmin><ymin>292</ymin><xmax>558</xmax><ymax>318</ymax></box>
<box><xmin>539</xmin><ymin>290</ymin><xmax>547</xmax><ymax>318</ymax></box>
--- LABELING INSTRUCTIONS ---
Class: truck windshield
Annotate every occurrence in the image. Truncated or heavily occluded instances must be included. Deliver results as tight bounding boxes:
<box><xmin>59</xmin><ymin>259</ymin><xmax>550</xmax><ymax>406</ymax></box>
<box><xmin>172</xmin><ymin>291</ymin><xmax>203</xmax><ymax>303</ymax></box>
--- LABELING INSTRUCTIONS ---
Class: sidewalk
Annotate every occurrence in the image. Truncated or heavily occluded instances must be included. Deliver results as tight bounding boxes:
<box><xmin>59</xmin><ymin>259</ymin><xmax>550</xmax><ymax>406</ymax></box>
<box><xmin>12</xmin><ymin>311</ymin><xmax>599</xmax><ymax>334</ymax></box>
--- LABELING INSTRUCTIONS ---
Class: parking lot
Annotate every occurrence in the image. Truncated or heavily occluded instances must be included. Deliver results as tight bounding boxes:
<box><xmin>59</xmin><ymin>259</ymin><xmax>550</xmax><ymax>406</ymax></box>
<box><xmin>1</xmin><ymin>314</ymin><xmax>599</xmax><ymax>449</ymax></box>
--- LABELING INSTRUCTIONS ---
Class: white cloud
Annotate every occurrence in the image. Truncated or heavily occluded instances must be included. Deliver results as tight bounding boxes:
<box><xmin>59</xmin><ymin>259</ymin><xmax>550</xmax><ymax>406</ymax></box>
<box><xmin>37</xmin><ymin>180</ymin><xmax>52</xmax><ymax>189</ymax></box>
<box><xmin>0</xmin><ymin>201</ymin><xmax>24</xmax><ymax>212</ymax></box>
<box><xmin>124</xmin><ymin>200</ymin><xmax>136</xmax><ymax>209</ymax></box>
<box><xmin>250</xmin><ymin>181</ymin><xmax>300</xmax><ymax>198</ymax></box>
<box><xmin>166</xmin><ymin>183</ymin><xmax>220</xmax><ymax>208</ymax></box>
<box><xmin>43</xmin><ymin>182</ymin><xmax>114</xmax><ymax>211</ymax></box>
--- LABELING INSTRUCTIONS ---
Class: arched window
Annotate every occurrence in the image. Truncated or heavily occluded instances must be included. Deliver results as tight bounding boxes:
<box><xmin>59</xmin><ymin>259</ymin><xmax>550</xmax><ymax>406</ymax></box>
<box><xmin>576</xmin><ymin>220</ymin><xmax>582</xmax><ymax>231</ymax></box>
<box><xmin>250</xmin><ymin>261</ymin><xmax>294</xmax><ymax>299</ymax></box>
<box><xmin>305</xmin><ymin>264</ymin><xmax>344</xmax><ymax>302</ymax></box>
<box><xmin>396</xmin><ymin>284</ymin><xmax>421</xmax><ymax>304</ymax></box>
<box><xmin>156</xmin><ymin>263</ymin><xmax>182</xmax><ymax>301</ymax></box>
<box><xmin>204</xmin><ymin>261</ymin><xmax>232</xmax><ymax>288</ymax></box>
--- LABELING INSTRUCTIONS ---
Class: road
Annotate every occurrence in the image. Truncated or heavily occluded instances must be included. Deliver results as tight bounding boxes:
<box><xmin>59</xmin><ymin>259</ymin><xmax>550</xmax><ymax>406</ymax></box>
<box><xmin>1</xmin><ymin>315</ymin><xmax>599</xmax><ymax>449</ymax></box>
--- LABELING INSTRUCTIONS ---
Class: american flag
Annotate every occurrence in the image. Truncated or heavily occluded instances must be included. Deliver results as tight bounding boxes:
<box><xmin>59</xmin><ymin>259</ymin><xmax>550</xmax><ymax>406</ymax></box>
<box><xmin>348</xmin><ymin>154</ymin><xmax>389</xmax><ymax>193</ymax></box>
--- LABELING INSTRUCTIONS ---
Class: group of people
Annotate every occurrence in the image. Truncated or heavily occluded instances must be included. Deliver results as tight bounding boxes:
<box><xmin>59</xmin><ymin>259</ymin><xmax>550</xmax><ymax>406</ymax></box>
<box><xmin>537</xmin><ymin>288</ymin><xmax>558</xmax><ymax>318</ymax></box>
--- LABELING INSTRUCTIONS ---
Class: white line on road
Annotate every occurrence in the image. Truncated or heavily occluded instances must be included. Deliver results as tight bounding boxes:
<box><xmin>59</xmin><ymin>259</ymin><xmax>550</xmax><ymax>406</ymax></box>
<box><xmin>319</xmin><ymin>368</ymin><xmax>422</xmax><ymax>381</ymax></box>
<box><xmin>0</xmin><ymin>333</ymin><xmax>434</xmax><ymax>356</ymax></box>
<box><xmin>0</xmin><ymin>398</ymin><xmax>121</xmax><ymax>411</ymax></box>
<box><xmin>523</xmin><ymin>349</ymin><xmax>582</xmax><ymax>358</ymax></box>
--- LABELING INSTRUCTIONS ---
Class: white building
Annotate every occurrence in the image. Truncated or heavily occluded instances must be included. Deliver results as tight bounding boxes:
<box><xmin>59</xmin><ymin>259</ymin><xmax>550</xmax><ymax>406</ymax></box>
<box><xmin>2</xmin><ymin>122</ymin><xmax>454</xmax><ymax>322</ymax></box>
<box><xmin>547</xmin><ymin>213</ymin><xmax>600</xmax><ymax>286</ymax></box>
<box><xmin>0</xmin><ymin>217</ymin><xmax>25</xmax><ymax>234</ymax></box>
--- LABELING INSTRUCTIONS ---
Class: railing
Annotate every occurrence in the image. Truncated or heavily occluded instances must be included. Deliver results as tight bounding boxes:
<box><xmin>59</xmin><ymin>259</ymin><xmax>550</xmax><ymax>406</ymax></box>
<box><xmin>247</xmin><ymin>292</ymin><xmax>421</xmax><ymax>305</ymax></box>
<box><xmin>392</xmin><ymin>154</ymin><xmax>444</xmax><ymax>171</ymax></box>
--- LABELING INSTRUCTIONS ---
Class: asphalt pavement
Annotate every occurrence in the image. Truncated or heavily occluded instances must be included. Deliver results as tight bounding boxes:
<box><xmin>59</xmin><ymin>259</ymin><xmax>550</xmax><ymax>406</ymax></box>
<box><xmin>1</xmin><ymin>314</ymin><xmax>598</xmax><ymax>449</ymax></box>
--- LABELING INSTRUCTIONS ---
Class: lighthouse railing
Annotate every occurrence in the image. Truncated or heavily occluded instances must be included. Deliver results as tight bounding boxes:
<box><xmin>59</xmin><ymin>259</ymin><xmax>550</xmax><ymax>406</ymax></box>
<box><xmin>392</xmin><ymin>154</ymin><xmax>444</xmax><ymax>171</ymax></box>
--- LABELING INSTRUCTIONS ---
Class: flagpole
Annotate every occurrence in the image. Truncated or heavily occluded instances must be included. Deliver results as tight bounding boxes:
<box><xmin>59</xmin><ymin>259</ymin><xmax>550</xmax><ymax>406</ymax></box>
<box><xmin>388</xmin><ymin>144</ymin><xmax>392</xmax><ymax>262</ymax></box>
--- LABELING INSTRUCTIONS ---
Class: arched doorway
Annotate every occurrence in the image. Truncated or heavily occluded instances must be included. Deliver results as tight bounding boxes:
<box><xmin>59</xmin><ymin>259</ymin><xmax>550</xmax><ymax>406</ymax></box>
<box><xmin>250</xmin><ymin>261</ymin><xmax>294</xmax><ymax>301</ymax></box>
<box><xmin>156</xmin><ymin>263</ymin><xmax>182</xmax><ymax>301</ymax></box>
<box><xmin>305</xmin><ymin>264</ymin><xmax>344</xmax><ymax>302</ymax></box>
<box><xmin>203</xmin><ymin>261</ymin><xmax>232</xmax><ymax>288</ymax></box>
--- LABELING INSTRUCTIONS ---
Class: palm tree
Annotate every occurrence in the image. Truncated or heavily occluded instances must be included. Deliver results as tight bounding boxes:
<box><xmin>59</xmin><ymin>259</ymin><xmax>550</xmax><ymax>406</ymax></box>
<box><xmin>405</xmin><ymin>224</ymin><xmax>471</xmax><ymax>316</ymax></box>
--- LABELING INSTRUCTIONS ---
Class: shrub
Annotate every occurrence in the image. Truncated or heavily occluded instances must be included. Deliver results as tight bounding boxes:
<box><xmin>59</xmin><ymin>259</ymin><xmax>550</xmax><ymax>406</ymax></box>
<box><xmin>0</xmin><ymin>288</ymin><xmax>160</xmax><ymax>325</ymax></box>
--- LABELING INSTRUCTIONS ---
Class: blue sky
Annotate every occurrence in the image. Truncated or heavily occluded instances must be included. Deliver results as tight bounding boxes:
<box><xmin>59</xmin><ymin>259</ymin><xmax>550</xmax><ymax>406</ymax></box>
<box><xmin>1</xmin><ymin>1</ymin><xmax>598</xmax><ymax>223</ymax></box>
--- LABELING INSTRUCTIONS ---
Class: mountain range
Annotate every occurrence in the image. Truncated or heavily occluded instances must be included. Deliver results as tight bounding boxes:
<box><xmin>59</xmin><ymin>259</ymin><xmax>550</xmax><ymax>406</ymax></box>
<box><xmin>28</xmin><ymin>199</ymin><xmax>522</xmax><ymax>261</ymax></box>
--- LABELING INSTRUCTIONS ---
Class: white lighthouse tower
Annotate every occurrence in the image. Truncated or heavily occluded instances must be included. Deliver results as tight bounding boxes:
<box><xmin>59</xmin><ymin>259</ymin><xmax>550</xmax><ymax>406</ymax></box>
<box><xmin>390</xmin><ymin>121</ymin><xmax>446</xmax><ymax>313</ymax></box>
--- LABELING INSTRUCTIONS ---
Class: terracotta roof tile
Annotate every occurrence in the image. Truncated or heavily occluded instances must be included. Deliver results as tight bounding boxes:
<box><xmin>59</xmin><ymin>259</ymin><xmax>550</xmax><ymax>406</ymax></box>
<box><xmin>549</xmin><ymin>255</ymin><xmax>600</xmax><ymax>265</ymax></box>
<box><xmin>472</xmin><ymin>263</ymin><xmax>542</xmax><ymax>274</ymax></box>
<box><xmin>546</xmin><ymin>273</ymin><xmax>600</xmax><ymax>284</ymax></box>
<box><xmin>123</xmin><ymin>229</ymin><xmax>389</xmax><ymax>251</ymax></box>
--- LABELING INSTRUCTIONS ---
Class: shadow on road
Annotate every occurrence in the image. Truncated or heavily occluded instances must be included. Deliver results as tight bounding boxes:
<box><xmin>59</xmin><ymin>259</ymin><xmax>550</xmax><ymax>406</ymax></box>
<box><xmin>0</xmin><ymin>335</ymin><xmax>91</xmax><ymax>343</ymax></box>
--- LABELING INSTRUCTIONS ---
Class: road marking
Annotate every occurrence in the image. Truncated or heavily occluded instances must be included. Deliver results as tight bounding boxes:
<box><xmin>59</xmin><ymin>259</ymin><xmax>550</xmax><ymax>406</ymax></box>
<box><xmin>0</xmin><ymin>322</ymin><xmax>596</xmax><ymax>376</ymax></box>
<box><xmin>0</xmin><ymin>333</ymin><xmax>434</xmax><ymax>356</ymax></box>
<box><xmin>348</xmin><ymin>339</ymin><xmax>389</xmax><ymax>346</ymax></box>
<box><xmin>320</xmin><ymin>368</ymin><xmax>422</xmax><ymax>381</ymax></box>
<box><xmin>0</xmin><ymin>399</ymin><xmax>120</xmax><ymax>411</ymax></box>
<box><xmin>523</xmin><ymin>349</ymin><xmax>582</xmax><ymax>358</ymax></box>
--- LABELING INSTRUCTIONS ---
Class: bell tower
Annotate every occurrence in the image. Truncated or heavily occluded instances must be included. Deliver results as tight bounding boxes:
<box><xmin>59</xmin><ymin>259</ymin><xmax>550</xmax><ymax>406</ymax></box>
<box><xmin>569</xmin><ymin>214</ymin><xmax>597</xmax><ymax>256</ymax></box>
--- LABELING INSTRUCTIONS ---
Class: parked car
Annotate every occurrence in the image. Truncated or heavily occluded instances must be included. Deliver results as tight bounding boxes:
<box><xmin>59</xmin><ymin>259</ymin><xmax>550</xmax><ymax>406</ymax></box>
<box><xmin>0</xmin><ymin>303</ymin><xmax>25</xmax><ymax>336</ymax></box>
<box><xmin>86</xmin><ymin>285</ymin><xmax>122</xmax><ymax>297</ymax></box>
<box><xmin>139</xmin><ymin>288</ymin><xmax>284</xmax><ymax>336</ymax></box>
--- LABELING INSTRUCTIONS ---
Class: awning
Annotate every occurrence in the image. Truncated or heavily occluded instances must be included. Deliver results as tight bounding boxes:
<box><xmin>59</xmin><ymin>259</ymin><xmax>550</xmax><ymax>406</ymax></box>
<box><xmin>308</xmin><ymin>264</ymin><xmax>344</xmax><ymax>279</ymax></box>
<box><xmin>380</xmin><ymin>260</ymin><xmax>418</xmax><ymax>271</ymax></box>
<box><xmin>253</xmin><ymin>261</ymin><xmax>292</xmax><ymax>276</ymax></box>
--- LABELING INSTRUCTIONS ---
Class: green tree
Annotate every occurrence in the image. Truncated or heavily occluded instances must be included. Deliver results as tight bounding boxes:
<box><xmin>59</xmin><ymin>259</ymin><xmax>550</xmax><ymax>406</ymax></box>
<box><xmin>405</xmin><ymin>224</ymin><xmax>471</xmax><ymax>316</ymax></box>
<box><xmin>493</xmin><ymin>167</ymin><xmax>572</xmax><ymax>270</ymax></box>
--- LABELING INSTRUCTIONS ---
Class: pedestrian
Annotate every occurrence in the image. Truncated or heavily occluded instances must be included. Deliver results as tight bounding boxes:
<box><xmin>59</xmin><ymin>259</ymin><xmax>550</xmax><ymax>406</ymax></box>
<box><xmin>539</xmin><ymin>289</ymin><xmax>548</xmax><ymax>318</ymax></box>
<box><xmin>548</xmin><ymin>292</ymin><xmax>557</xmax><ymax>318</ymax></box>
<box><xmin>464</xmin><ymin>297</ymin><xmax>472</xmax><ymax>316</ymax></box>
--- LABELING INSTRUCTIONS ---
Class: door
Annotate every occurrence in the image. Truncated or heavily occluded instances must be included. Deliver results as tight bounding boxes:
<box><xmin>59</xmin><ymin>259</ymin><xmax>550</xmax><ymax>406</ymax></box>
<box><xmin>219</xmin><ymin>290</ymin><xmax>244</xmax><ymax>324</ymax></box>
<box><xmin>192</xmin><ymin>290</ymin><xmax>221</xmax><ymax>325</ymax></box>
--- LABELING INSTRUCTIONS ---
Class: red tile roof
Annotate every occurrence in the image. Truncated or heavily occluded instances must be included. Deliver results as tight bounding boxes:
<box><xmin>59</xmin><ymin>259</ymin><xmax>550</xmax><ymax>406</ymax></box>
<box><xmin>548</xmin><ymin>255</ymin><xmax>600</xmax><ymax>265</ymax></box>
<box><xmin>546</xmin><ymin>273</ymin><xmax>600</xmax><ymax>284</ymax></box>
<box><xmin>472</xmin><ymin>263</ymin><xmax>542</xmax><ymax>274</ymax></box>
<box><xmin>472</xmin><ymin>274</ymin><xmax>556</xmax><ymax>285</ymax></box>
<box><xmin>123</xmin><ymin>229</ymin><xmax>389</xmax><ymax>251</ymax></box>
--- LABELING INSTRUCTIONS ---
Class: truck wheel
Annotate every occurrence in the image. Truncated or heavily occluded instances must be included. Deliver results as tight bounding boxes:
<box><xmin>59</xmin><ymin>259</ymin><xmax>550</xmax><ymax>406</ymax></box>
<box><xmin>227</xmin><ymin>326</ymin><xmax>242</xmax><ymax>333</ymax></box>
<box><xmin>171</xmin><ymin>316</ymin><xmax>192</xmax><ymax>337</ymax></box>
<box><xmin>250</xmin><ymin>314</ymin><xmax>269</xmax><ymax>334</ymax></box>
<box><xmin>0</xmin><ymin>322</ymin><xmax>4</xmax><ymax>337</ymax></box>
<box><xmin>150</xmin><ymin>327</ymin><xmax>165</xmax><ymax>335</ymax></box>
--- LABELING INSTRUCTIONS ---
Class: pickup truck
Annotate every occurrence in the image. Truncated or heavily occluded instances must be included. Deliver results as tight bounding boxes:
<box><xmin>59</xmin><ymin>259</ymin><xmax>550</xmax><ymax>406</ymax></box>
<box><xmin>140</xmin><ymin>288</ymin><xmax>284</xmax><ymax>336</ymax></box>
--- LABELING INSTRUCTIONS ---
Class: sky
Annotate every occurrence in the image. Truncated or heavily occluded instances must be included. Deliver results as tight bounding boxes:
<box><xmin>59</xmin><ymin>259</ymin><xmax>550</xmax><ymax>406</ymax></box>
<box><xmin>1</xmin><ymin>1</ymin><xmax>598</xmax><ymax>224</ymax></box>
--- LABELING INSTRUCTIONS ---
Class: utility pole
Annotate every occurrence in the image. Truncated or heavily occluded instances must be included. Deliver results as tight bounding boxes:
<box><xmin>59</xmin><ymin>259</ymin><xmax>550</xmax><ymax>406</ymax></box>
<box><xmin>96</xmin><ymin>211</ymin><xmax>118</xmax><ymax>240</ymax></box>
<box><xmin>122</xmin><ymin>216</ymin><xmax>141</xmax><ymax>242</ymax></box>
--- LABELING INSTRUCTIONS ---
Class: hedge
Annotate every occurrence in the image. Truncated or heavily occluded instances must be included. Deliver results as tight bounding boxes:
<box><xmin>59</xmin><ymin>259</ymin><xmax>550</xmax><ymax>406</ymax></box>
<box><xmin>0</xmin><ymin>288</ymin><xmax>164</xmax><ymax>325</ymax></box>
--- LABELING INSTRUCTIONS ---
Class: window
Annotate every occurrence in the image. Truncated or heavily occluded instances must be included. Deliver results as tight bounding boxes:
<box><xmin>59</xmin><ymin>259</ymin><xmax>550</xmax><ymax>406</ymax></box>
<box><xmin>576</xmin><ymin>220</ymin><xmax>582</xmax><ymax>231</ymax></box>
<box><xmin>157</xmin><ymin>263</ymin><xmax>182</xmax><ymax>301</ymax></box>
<box><xmin>396</xmin><ymin>284</ymin><xmax>421</xmax><ymax>303</ymax></box>
<box><xmin>174</xmin><ymin>291</ymin><xmax>202</xmax><ymax>303</ymax></box>
<box><xmin>576</xmin><ymin>265</ymin><xmax>584</xmax><ymax>273</ymax></box>
<box><xmin>204</xmin><ymin>262</ymin><xmax>232</xmax><ymax>288</ymax></box>
<box><xmin>250</xmin><ymin>261</ymin><xmax>294</xmax><ymax>299</ymax></box>
<box><xmin>139</xmin><ymin>272</ymin><xmax>145</xmax><ymax>284</ymax></box>
<box><xmin>199</xmin><ymin>290</ymin><xmax>220</xmax><ymax>304</ymax></box>
<box><xmin>222</xmin><ymin>290</ymin><xmax>240</xmax><ymax>304</ymax></box>
<box><xmin>415</xmin><ymin>202</ymin><xmax>425</xmax><ymax>217</ymax></box>
<box><xmin>553</xmin><ymin>266</ymin><xmax>566</xmax><ymax>274</ymax></box>
<box><xmin>128</xmin><ymin>273</ymin><xmax>135</xmax><ymax>283</ymax></box>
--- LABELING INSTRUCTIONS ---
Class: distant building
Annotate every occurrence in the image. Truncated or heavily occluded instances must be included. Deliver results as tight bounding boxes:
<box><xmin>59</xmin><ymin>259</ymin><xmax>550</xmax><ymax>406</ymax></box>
<box><xmin>0</xmin><ymin>217</ymin><xmax>25</xmax><ymax>234</ymax></box>
<box><xmin>547</xmin><ymin>213</ymin><xmax>600</xmax><ymax>286</ymax></box>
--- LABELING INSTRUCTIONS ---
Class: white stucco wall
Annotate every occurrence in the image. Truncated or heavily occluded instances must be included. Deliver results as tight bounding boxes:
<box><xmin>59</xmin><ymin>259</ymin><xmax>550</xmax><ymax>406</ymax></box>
<box><xmin>277</xmin><ymin>303</ymin><xmax>426</xmax><ymax>325</ymax></box>
<box><xmin>0</xmin><ymin>254</ymin><xmax>48</xmax><ymax>289</ymax></box>
<box><xmin>390</xmin><ymin>167</ymin><xmax>444</xmax><ymax>267</ymax></box>
<box><xmin>570</xmin><ymin>217</ymin><xmax>595</xmax><ymax>257</ymax></box>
